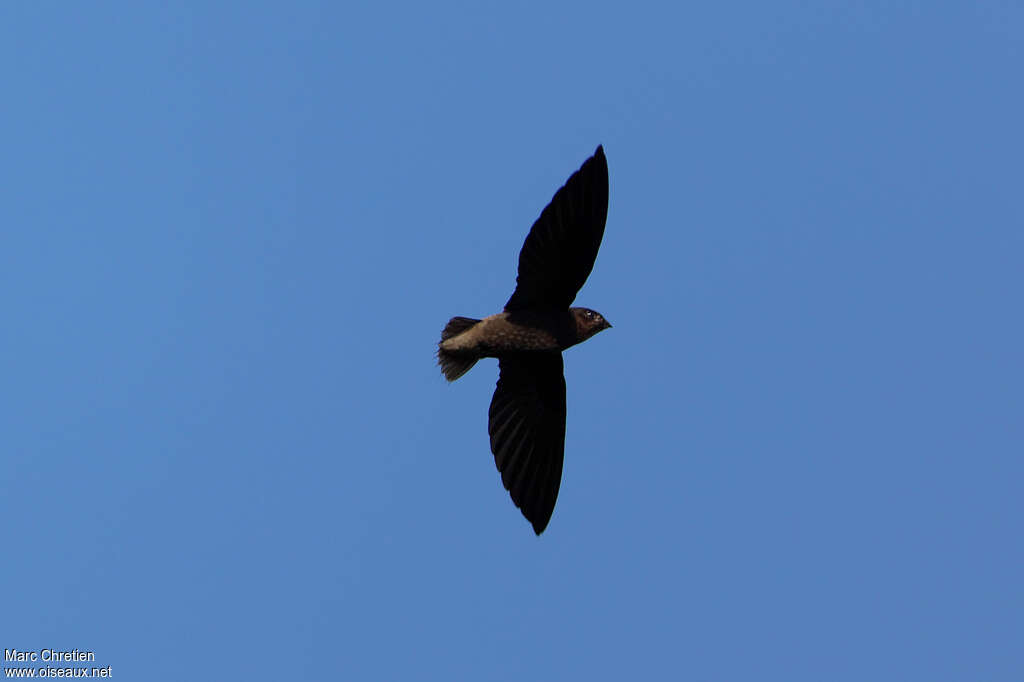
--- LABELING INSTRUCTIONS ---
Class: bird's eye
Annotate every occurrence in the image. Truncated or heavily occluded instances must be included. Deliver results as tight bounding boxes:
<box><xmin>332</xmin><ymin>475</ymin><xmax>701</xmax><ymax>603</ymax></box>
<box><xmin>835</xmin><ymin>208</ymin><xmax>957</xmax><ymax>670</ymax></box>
<box><xmin>584</xmin><ymin>310</ymin><xmax>595</xmax><ymax>319</ymax></box>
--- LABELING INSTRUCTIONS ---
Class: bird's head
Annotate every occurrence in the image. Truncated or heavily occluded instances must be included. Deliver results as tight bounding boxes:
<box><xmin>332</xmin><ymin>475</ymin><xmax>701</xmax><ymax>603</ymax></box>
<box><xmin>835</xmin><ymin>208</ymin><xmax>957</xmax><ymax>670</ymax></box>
<box><xmin>570</xmin><ymin>307</ymin><xmax>612</xmax><ymax>342</ymax></box>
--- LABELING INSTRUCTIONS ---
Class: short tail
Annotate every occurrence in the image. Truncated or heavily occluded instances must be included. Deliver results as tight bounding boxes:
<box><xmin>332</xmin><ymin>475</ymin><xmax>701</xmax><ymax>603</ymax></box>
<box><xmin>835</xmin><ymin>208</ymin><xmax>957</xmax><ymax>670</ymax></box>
<box><xmin>437</xmin><ymin>316</ymin><xmax>481</xmax><ymax>382</ymax></box>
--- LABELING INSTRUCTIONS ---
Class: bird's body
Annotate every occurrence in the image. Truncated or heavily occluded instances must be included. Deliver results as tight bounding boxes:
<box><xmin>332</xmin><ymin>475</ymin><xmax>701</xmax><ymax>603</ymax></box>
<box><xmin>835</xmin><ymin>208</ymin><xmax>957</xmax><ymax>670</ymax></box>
<box><xmin>440</xmin><ymin>308</ymin><xmax>607</xmax><ymax>362</ymax></box>
<box><xmin>442</xmin><ymin>311</ymin><xmax>573</xmax><ymax>355</ymax></box>
<box><xmin>438</xmin><ymin>145</ymin><xmax>611</xmax><ymax>534</ymax></box>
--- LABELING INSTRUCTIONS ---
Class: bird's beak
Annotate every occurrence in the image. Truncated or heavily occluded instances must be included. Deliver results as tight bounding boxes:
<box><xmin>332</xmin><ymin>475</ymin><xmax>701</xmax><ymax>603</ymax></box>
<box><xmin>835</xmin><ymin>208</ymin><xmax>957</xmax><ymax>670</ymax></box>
<box><xmin>603</xmin><ymin>320</ymin><xmax>613</xmax><ymax>330</ymax></box>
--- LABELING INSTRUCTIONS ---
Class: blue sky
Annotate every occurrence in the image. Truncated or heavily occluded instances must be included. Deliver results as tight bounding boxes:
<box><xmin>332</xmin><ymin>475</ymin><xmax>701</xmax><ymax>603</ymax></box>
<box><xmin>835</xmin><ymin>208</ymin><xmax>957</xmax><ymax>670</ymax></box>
<box><xmin>2</xmin><ymin>2</ymin><xmax>1022</xmax><ymax>680</ymax></box>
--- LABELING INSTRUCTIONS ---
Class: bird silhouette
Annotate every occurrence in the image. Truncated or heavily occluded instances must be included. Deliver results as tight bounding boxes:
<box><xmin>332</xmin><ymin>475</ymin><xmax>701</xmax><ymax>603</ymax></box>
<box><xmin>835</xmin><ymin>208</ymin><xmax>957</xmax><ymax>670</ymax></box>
<box><xmin>438</xmin><ymin>146</ymin><xmax>611</xmax><ymax>534</ymax></box>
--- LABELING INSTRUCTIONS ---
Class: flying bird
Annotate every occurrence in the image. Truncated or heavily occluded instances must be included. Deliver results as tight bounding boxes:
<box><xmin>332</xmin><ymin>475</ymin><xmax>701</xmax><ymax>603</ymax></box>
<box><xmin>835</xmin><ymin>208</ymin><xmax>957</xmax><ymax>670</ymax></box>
<box><xmin>437</xmin><ymin>145</ymin><xmax>611</xmax><ymax>534</ymax></box>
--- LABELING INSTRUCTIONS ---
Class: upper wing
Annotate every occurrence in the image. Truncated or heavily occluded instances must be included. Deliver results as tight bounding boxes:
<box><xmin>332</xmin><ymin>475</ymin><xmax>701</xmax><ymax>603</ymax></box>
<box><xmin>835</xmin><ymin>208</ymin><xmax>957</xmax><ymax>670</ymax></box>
<box><xmin>487</xmin><ymin>353</ymin><xmax>567</xmax><ymax>534</ymax></box>
<box><xmin>504</xmin><ymin>145</ymin><xmax>609</xmax><ymax>311</ymax></box>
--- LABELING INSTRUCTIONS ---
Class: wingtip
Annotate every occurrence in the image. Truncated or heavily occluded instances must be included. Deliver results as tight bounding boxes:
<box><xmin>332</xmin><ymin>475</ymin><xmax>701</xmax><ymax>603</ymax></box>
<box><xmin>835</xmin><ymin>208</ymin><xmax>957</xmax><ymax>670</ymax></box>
<box><xmin>595</xmin><ymin>144</ymin><xmax>604</xmax><ymax>157</ymax></box>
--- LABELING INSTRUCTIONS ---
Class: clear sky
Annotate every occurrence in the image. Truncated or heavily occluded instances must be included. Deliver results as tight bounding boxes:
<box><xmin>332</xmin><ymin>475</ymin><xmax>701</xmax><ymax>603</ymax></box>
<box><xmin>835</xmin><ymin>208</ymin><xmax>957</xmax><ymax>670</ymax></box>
<box><xmin>2</xmin><ymin>2</ymin><xmax>1021</xmax><ymax>680</ymax></box>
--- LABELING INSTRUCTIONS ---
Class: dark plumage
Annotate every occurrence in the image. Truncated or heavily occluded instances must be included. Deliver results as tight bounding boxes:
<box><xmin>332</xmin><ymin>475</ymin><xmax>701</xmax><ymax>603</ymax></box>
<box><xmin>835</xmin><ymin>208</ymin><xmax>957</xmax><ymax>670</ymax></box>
<box><xmin>438</xmin><ymin>146</ymin><xmax>611</xmax><ymax>534</ymax></box>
